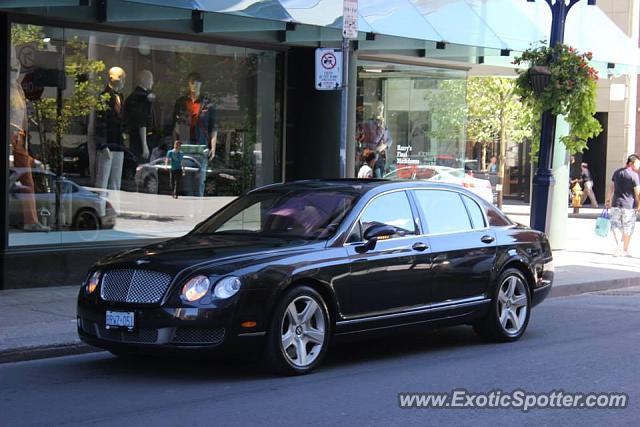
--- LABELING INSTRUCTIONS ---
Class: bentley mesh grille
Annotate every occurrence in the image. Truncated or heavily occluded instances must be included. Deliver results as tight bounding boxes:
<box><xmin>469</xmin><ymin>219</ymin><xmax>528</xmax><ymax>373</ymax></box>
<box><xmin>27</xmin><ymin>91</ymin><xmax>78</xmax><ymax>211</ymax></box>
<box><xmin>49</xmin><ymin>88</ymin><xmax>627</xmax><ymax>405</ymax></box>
<box><xmin>100</xmin><ymin>269</ymin><xmax>172</xmax><ymax>304</ymax></box>
<box><xmin>171</xmin><ymin>327</ymin><xmax>226</xmax><ymax>345</ymax></box>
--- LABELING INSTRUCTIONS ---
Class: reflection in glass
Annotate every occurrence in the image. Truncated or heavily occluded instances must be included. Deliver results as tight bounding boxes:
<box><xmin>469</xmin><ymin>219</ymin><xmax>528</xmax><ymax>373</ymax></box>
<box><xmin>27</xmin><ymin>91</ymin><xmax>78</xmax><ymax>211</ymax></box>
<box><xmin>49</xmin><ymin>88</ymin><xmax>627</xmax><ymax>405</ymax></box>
<box><xmin>356</xmin><ymin>63</ymin><xmax>467</xmax><ymax>181</ymax></box>
<box><xmin>8</xmin><ymin>23</ymin><xmax>283</xmax><ymax>247</ymax></box>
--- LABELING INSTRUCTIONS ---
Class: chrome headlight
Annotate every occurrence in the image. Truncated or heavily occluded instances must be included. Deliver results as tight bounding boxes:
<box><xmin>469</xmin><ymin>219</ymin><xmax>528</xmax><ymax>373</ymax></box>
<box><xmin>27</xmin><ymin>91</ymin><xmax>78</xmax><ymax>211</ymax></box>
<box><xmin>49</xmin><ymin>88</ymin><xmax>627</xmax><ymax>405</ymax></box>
<box><xmin>85</xmin><ymin>271</ymin><xmax>101</xmax><ymax>295</ymax></box>
<box><xmin>213</xmin><ymin>276</ymin><xmax>242</xmax><ymax>299</ymax></box>
<box><xmin>181</xmin><ymin>275</ymin><xmax>211</xmax><ymax>302</ymax></box>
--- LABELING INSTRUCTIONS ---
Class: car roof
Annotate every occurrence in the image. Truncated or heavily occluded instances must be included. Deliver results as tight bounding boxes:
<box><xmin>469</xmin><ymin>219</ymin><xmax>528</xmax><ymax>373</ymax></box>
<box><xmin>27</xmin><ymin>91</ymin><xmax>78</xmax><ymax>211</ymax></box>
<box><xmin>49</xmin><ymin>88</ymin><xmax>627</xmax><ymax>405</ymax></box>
<box><xmin>250</xmin><ymin>179</ymin><xmax>476</xmax><ymax>196</ymax></box>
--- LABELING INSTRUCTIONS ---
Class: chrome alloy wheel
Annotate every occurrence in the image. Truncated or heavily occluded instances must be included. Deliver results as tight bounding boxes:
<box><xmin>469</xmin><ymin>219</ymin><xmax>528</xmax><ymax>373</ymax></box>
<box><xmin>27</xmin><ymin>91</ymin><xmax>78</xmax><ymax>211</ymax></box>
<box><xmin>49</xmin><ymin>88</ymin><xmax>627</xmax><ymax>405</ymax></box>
<box><xmin>280</xmin><ymin>296</ymin><xmax>326</xmax><ymax>368</ymax></box>
<box><xmin>497</xmin><ymin>275</ymin><xmax>529</xmax><ymax>336</ymax></box>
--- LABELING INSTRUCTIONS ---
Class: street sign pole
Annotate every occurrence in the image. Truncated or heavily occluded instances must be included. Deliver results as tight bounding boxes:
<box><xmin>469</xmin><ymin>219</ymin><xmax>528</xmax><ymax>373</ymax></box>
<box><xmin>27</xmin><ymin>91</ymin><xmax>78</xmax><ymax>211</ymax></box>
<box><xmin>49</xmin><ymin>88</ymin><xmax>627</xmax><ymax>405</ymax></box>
<box><xmin>340</xmin><ymin>0</ymin><xmax>357</xmax><ymax>178</ymax></box>
<box><xmin>339</xmin><ymin>36</ymin><xmax>349</xmax><ymax>178</ymax></box>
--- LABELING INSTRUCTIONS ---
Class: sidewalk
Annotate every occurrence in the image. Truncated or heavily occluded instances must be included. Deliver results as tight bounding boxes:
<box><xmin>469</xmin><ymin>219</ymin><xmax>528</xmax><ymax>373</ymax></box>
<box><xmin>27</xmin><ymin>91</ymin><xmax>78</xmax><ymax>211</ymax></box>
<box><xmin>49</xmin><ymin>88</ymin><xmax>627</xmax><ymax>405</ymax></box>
<box><xmin>1</xmin><ymin>202</ymin><xmax>639</xmax><ymax>363</ymax></box>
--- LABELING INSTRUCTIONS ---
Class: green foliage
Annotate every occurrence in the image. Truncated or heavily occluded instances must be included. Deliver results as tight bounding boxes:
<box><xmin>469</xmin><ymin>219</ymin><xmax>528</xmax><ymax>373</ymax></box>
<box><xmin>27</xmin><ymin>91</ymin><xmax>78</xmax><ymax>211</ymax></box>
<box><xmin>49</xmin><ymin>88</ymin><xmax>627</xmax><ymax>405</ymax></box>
<box><xmin>513</xmin><ymin>43</ymin><xmax>602</xmax><ymax>154</ymax></box>
<box><xmin>467</xmin><ymin>77</ymin><xmax>533</xmax><ymax>148</ymax></box>
<box><xmin>10</xmin><ymin>24</ymin><xmax>45</xmax><ymax>48</ymax></box>
<box><xmin>422</xmin><ymin>79</ymin><xmax>467</xmax><ymax>141</ymax></box>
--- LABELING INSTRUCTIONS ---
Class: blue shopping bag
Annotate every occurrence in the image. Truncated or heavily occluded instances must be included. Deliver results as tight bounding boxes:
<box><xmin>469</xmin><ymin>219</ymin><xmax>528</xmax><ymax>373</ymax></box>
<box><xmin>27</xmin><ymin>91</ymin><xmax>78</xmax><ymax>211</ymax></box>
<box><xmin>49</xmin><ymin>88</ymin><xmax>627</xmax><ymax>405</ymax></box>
<box><xmin>594</xmin><ymin>209</ymin><xmax>611</xmax><ymax>237</ymax></box>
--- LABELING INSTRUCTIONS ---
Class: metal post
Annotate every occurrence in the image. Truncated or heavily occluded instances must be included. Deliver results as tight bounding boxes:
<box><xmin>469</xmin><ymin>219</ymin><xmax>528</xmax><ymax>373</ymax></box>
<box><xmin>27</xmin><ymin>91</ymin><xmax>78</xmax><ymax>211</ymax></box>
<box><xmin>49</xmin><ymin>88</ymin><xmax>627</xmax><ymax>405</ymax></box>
<box><xmin>530</xmin><ymin>0</ymin><xmax>587</xmax><ymax>232</ymax></box>
<box><xmin>1</xmin><ymin>13</ymin><xmax>10</xmax><ymax>289</ymax></box>
<box><xmin>339</xmin><ymin>37</ymin><xmax>349</xmax><ymax>178</ymax></box>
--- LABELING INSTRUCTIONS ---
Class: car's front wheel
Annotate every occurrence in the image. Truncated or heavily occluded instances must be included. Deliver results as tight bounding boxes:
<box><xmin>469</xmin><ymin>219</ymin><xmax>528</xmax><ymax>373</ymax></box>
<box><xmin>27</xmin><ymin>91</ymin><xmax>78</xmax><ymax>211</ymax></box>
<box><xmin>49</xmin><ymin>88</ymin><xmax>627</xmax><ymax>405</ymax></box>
<box><xmin>473</xmin><ymin>268</ymin><xmax>531</xmax><ymax>342</ymax></box>
<box><xmin>265</xmin><ymin>286</ymin><xmax>330</xmax><ymax>375</ymax></box>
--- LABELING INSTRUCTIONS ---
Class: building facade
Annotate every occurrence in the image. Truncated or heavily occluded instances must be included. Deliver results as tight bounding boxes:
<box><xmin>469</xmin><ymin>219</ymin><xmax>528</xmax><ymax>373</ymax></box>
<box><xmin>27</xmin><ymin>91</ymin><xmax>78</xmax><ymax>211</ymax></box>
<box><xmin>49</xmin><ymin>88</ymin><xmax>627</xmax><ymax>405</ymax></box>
<box><xmin>1</xmin><ymin>0</ymin><xmax>637</xmax><ymax>289</ymax></box>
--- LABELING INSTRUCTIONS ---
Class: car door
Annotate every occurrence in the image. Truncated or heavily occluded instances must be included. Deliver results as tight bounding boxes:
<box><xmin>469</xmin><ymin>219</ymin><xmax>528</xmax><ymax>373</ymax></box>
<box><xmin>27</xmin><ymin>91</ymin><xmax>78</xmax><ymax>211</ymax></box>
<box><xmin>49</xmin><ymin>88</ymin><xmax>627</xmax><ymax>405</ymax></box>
<box><xmin>339</xmin><ymin>190</ymin><xmax>433</xmax><ymax>318</ymax></box>
<box><xmin>155</xmin><ymin>158</ymin><xmax>171</xmax><ymax>193</ymax></box>
<box><xmin>413</xmin><ymin>189</ymin><xmax>496</xmax><ymax>304</ymax></box>
<box><xmin>181</xmin><ymin>157</ymin><xmax>201</xmax><ymax>195</ymax></box>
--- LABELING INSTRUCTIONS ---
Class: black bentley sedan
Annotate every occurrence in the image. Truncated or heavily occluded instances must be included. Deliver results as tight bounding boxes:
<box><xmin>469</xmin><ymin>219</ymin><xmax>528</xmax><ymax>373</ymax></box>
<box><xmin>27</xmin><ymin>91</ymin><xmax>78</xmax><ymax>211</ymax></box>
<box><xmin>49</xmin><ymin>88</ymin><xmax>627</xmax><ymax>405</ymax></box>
<box><xmin>77</xmin><ymin>180</ymin><xmax>553</xmax><ymax>375</ymax></box>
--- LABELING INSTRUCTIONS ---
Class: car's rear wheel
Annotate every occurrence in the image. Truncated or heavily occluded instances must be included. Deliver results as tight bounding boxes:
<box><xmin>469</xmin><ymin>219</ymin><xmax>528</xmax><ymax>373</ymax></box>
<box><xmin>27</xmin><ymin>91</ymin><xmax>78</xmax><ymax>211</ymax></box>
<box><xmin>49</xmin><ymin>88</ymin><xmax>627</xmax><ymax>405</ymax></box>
<box><xmin>473</xmin><ymin>268</ymin><xmax>531</xmax><ymax>342</ymax></box>
<box><xmin>265</xmin><ymin>286</ymin><xmax>330</xmax><ymax>375</ymax></box>
<box><xmin>73</xmin><ymin>209</ymin><xmax>100</xmax><ymax>231</ymax></box>
<box><xmin>143</xmin><ymin>176</ymin><xmax>158</xmax><ymax>194</ymax></box>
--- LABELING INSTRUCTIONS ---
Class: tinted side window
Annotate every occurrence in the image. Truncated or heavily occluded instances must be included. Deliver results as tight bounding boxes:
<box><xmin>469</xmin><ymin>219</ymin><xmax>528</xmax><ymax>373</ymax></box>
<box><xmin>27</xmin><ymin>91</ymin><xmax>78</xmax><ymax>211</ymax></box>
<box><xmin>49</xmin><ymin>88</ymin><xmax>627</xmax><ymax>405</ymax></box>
<box><xmin>484</xmin><ymin>206</ymin><xmax>512</xmax><ymax>226</ymax></box>
<box><xmin>462</xmin><ymin>195</ymin><xmax>486</xmax><ymax>229</ymax></box>
<box><xmin>358</xmin><ymin>191</ymin><xmax>416</xmax><ymax>240</ymax></box>
<box><xmin>415</xmin><ymin>190</ymin><xmax>471</xmax><ymax>234</ymax></box>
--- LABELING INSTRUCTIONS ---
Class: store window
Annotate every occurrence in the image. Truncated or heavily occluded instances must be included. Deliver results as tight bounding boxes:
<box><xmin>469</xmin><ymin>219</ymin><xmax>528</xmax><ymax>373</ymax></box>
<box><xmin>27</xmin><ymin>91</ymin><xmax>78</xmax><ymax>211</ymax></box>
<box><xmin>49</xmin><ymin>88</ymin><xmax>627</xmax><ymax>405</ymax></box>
<box><xmin>8</xmin><ymin>23</ymin><xmax>283</xmax><ymax>246</ymax></box>
<box><xmin>356</xmin><ymin>62</ymin><xmax>467</xmax><ymax>180</ymax></box>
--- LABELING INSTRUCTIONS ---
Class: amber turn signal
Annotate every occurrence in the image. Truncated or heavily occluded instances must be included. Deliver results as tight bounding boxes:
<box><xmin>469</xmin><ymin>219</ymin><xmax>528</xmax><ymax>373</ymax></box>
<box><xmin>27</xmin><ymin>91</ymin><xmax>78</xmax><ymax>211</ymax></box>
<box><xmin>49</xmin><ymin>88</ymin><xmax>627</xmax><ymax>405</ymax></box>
<box><xmin>241</xmin><ymin>321</ymin><xmax>257</xmax><ymax>328</ymax></box>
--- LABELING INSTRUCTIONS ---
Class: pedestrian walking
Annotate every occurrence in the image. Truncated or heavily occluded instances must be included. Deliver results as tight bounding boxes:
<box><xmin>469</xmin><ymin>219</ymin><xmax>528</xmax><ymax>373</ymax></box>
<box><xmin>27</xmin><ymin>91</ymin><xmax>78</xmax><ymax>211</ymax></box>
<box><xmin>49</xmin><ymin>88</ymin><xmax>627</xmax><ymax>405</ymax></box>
<box><xmin>579</xmin><ymin>162</ymin><xmax>598</xmax><ymax>208</ymax></box>
<box><xmin>165</xmin><ymin>140</ymin><xmax>185</xmax><ymax>199</ymax></box>
<box><xmin>605</xmin><ymin>154</ymin><xmax>640</xmax><ymax>257</ymax></box>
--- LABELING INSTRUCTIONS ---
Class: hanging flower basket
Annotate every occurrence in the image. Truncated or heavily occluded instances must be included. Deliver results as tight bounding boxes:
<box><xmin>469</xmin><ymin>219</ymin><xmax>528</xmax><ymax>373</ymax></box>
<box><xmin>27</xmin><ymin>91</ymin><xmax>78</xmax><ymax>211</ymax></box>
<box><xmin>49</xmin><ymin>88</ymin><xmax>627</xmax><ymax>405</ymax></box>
<box><xmin>527</xmin><ymin>65</ymin><xmax>551</xmax><ymax>96</ymax></box>
<box><xmin>513</xmin><ymin>43</ymin><xmax>602</xmax><ymax>154</ymax></box>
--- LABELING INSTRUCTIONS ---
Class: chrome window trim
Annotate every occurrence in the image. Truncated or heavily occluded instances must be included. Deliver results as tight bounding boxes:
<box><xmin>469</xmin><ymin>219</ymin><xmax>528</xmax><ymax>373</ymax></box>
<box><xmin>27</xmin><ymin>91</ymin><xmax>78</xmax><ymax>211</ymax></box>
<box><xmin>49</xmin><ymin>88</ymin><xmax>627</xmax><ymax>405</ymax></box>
<box><xmin>343</xmin><ymin>188</ymin><xmax>420</xmax><ymax>246</ymax></box>
<box><xmin>336</xmin><ymin>296</ymin><xmax>490</xmax><ymax>325</ymax></box>
<box><xmin>343</xmin><ymin>186</ymin><xmax>492</xmax><ymax>247</ymax></box>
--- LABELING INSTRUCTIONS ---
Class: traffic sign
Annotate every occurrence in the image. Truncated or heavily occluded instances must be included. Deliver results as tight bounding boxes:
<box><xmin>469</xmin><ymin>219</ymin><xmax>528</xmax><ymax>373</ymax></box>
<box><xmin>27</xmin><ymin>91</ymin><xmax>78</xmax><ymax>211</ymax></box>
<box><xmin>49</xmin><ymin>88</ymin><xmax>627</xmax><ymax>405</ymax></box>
<box><xmin>315</xmin><ymin>48</ymin><xmax>342</xmax><ymax>90</ymax></box>
<box><xmin>343</xmin><ymin>0</ymin><xmax>358</xmax><ymax>39</ymax></box>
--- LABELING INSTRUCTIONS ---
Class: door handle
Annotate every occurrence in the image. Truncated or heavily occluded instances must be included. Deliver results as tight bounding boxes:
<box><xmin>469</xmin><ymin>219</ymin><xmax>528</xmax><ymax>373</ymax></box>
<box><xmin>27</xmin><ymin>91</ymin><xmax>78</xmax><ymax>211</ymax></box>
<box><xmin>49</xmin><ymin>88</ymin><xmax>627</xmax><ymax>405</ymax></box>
<box><xmin>481</xmin><ymin>235</ymin><xmax>495</xmax><ymax>244</ymax></box>
<box><xmin>412</xmin><ymin>242</ymin><xmax>429</xmax><ymax>252</ymax></box>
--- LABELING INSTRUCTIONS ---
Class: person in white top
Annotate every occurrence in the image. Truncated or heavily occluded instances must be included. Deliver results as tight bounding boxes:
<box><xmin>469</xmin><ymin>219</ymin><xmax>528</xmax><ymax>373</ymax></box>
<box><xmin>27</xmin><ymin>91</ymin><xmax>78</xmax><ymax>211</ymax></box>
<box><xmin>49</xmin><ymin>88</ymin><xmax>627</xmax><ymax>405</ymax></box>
<box><xmin>358</xmin><ymin>149</ymin><xmax>376</xmax><ymax>179</ymax></box>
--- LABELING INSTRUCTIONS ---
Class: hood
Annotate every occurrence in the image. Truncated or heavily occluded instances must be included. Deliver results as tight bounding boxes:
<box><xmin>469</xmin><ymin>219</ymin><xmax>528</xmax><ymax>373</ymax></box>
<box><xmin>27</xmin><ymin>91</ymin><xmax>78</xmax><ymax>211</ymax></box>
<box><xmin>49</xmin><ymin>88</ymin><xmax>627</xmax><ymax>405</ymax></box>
<box><xmin>97</xmin><ymin>233</ymin><xmax>322</xmax><ymax>274</ymax></box>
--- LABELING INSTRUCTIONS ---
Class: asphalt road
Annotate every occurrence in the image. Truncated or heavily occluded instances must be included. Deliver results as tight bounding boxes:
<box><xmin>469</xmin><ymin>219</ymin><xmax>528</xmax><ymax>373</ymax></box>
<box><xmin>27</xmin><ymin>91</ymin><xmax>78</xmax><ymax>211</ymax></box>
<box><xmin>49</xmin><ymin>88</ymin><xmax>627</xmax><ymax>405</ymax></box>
<box><xmin>2</xmin><ymin>289</ymin><xmax>640</xmax><ymax>427</ymax></box>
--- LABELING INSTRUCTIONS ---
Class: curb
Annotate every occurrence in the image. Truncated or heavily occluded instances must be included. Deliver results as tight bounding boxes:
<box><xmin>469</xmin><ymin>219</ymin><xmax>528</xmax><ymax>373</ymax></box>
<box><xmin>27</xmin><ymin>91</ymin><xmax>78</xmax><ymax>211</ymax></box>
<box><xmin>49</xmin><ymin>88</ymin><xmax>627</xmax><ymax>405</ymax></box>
<box><xmin>2</xmin><ymin>277</ymin><xmax>640</xmax><ymax>364</ymax></box>
<box><xmin>0</xmin><ymin>342</ymin><xmax>102</xmax><ymax>364</ymax></box>
<box><xmin>550</xmin><ymin>276</ymin><xmax>640</xmax><ymax>298</ymax></box>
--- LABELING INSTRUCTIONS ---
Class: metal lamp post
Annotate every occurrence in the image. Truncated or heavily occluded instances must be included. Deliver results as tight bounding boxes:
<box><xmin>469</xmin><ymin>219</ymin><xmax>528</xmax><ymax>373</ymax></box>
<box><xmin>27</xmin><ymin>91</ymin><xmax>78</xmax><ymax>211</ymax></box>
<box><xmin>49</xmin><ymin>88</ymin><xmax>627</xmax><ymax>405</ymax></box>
<box><xmin>528</xmin><ymin>0</ymin><xmax>596</xmax><ymax>232</ymax></box>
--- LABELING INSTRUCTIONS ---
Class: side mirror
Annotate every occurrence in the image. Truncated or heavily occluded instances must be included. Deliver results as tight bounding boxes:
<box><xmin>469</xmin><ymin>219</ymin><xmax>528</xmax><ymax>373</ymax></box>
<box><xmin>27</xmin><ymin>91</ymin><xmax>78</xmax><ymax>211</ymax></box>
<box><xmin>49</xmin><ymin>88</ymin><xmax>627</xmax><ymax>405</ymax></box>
<box><xmin>356</xmin><ymin>224</ymin><xmax>395</xmax><ymax>253</ymax></box>
<box><xmin>363</xmin><ymin>224</ymin><xmax>396</xmax><ymax>241</ymax></box>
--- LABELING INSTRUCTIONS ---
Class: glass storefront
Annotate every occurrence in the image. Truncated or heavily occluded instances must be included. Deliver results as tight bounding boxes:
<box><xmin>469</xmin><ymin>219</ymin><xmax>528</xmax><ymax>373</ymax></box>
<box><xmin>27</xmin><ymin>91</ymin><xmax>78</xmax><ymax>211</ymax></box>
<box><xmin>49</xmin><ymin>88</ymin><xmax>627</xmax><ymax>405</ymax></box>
<box><xmin>8</xmin><ymin>22</ymin><xmax>283</xmax><ymax>247</ymax></box>
<box><xmin>355</xmin><ymin>62</ymin><xmax>467</xmax><ymax>180</ymax></box>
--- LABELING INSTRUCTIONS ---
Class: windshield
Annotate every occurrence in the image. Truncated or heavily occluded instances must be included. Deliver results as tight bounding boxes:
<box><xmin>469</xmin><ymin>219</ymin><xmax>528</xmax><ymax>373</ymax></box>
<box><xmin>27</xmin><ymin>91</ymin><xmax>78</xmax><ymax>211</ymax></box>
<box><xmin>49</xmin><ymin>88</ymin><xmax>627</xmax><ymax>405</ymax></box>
<box><xmin>192</xmin><ymin>189</ymin><xmax>360</xmax><ymax>240</ymax></box>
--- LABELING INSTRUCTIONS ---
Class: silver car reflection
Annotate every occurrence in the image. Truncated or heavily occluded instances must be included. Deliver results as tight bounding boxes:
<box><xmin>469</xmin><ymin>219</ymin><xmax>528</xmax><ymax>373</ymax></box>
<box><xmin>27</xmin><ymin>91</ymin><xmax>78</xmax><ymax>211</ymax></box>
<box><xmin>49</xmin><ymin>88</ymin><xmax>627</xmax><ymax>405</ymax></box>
<box><xmin>9</xmin><ymin>168</ymin><xmax>117</xmax><ymax>231</ymax></box>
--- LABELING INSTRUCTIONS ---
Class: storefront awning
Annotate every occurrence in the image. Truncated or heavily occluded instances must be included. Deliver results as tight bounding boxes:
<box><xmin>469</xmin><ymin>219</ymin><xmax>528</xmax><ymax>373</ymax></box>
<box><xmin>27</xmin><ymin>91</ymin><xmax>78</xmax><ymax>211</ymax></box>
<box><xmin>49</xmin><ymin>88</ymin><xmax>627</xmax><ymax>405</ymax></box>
<box><xmin>118</xmin><ymin>0</ymin><xmax>638</xmax><ymax>68</ymax></box>
<box><xmin>4</xmin><ymin>0</ymin><xmax>637</xmax><ymax>68</ymax></box>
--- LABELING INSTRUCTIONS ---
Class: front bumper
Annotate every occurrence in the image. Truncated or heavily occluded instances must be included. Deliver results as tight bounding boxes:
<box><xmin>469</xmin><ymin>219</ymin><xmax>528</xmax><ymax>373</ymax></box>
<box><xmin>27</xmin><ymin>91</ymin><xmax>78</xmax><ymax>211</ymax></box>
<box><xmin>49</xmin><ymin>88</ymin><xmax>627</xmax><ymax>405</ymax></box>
<box><xmin>531</xmin><ymin>258</ymin><xmax>554</xmax><ymax>307</ymax></box>
<box><xmin>77</xmin><ymin>297</ymin><xmax>266</xmax><ymax>354</ymax></box>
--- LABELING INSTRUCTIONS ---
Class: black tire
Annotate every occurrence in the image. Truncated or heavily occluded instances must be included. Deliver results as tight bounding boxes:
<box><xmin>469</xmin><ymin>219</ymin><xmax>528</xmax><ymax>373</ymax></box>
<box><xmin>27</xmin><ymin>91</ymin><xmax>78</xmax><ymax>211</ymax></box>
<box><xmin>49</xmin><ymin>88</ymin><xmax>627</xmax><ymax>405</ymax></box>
<box><xmin>143</xmin><ymin>176</ymin><xmax>158</xmax><ymax>194</ymax></box>
<box><xmin>473</xmin><ymin>268</ymin><xmax>531</xmax><ymax>342</ymax></box>
<box><xmin>204</xmin><ymin>179</ymin><xmax>216</xmax><ymax>197</ymax></box>
<box><xmin>73</xmin><ymin>209</ymin><xmax>101</xmax><ymax>231</ymax></box>
<box><xmin>264</xmin><ymin>286</ymin><xmax>331</xmax><ymax>375</ymax></box>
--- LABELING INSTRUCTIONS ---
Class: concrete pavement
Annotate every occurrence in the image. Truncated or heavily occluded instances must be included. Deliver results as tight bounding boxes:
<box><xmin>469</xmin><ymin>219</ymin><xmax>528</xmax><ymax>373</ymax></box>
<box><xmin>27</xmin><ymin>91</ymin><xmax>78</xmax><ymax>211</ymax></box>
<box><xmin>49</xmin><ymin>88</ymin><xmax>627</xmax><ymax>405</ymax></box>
<box><xmin>1</xmin><ymin>202</ymin><xmax>639</xmax><ymax>363</ymax></box>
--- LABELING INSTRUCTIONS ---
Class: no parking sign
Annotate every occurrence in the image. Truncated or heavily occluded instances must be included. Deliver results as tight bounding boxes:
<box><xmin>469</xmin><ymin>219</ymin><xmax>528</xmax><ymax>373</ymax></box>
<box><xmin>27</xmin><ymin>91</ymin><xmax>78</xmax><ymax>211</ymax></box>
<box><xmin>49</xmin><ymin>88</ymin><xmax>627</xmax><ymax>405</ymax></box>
<box><xmin>315</xmin><ymin>48</ymin><xmax>342</xmax><ymax>90</ymax></box>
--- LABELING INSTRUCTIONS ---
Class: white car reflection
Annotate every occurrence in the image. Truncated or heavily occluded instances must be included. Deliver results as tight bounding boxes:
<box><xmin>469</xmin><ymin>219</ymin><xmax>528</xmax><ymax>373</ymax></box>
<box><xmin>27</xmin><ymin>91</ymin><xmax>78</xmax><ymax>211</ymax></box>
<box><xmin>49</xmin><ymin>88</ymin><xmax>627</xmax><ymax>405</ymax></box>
<box><xmin>384</xmin><ymin>165</ymin><xmax>494</xmax><ymax>203</ymax></box>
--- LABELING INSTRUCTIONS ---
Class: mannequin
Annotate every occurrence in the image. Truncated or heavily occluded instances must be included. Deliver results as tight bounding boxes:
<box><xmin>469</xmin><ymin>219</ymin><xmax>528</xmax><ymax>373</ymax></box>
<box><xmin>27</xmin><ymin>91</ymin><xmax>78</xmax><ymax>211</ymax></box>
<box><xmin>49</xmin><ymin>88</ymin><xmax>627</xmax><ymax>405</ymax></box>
<box><xmin>172</xmin><ymin>72</ymin><xmax>217</xmax><ymax>197</ymax></box>
<box><xmin>124</xmin><ymin>69</ymin><xmax>155</xmax><ymax>162</ymax></box>
<box><xmin>361</xmin><ymin>100</ymin><xmax>393</xmax><ymax>178</ymax></box>
<box><xmin>10</xmin><ymin>46</ymin><xmax>49</xmax><ymax>232</ymax></box>
<box><xmin>95</xmin><ymin>66</ymin><xmax>126</xmax><ymax>190</ymax></box>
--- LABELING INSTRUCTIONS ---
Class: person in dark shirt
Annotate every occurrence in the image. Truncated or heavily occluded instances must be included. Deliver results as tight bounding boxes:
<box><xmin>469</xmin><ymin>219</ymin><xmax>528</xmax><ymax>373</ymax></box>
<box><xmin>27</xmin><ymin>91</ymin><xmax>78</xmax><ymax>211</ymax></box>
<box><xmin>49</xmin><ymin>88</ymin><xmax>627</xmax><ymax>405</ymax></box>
<box><xmin>579</xmin><ymin>162</ymin><xmax>598</xmax><ymax>208</ymax></box>
<box><xmin>95</xmin><ymin>66</ymin><xmax>126</xmax><ymax>190</ymax></box>
<box><xmin>605</xmin><ymin>154</ymin><xmax>640</xmax><ymax>256</ymax></box>
<box><xmin>124</xmin><ymin>70</ymin><xmax>156</xmax><ymax>162</ymax></box>
<box><xmin>172</xmin><ymin>72</ymin><xmax>217</xmax><ymax>197</ymax></box>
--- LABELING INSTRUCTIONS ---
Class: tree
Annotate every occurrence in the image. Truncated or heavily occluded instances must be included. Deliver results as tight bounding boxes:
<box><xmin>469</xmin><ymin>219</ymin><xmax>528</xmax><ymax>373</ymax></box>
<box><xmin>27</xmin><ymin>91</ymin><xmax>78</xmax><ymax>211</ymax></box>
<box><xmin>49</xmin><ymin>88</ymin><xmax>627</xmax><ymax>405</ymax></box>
<box><xmin>466</xmin><ymin>77</ymin><xmax>533</xmax><ymax>207</ymax></box>
<box><xmin>11</xmin><ymin>24</ymin><xmax>108</xmax><ymax>175</ymax></box>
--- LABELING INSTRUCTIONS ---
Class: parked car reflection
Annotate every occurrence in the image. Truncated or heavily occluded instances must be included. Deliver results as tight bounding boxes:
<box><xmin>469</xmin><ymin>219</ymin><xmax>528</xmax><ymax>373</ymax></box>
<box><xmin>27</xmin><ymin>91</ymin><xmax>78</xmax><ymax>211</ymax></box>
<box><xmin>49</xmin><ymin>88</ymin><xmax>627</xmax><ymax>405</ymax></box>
<box><xmin>9</xmin><ymin>168</ymin><xmax>117</xmax><ymax>231</ymax></box>
<box><xmin>384</xmin><ymin>165</ymin><xmax>494</xmax><ymax>203</ymax></box>
<box><xmin>135</xmin><ymin>155</ymin><xmax>242</xmax><ymax>196</ymax></box>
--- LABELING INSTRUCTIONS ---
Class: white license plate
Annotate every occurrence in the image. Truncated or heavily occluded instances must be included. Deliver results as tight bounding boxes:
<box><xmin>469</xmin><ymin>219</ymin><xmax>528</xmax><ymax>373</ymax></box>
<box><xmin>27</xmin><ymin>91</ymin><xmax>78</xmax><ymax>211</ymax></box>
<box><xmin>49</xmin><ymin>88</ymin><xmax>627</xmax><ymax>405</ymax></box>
<box><xmin>105</xmin><ymin>311</ymin><xmax>135</xmax><ymax>329</ymax></box>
